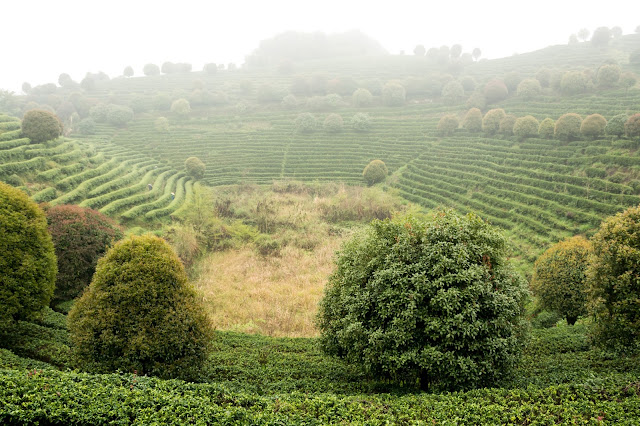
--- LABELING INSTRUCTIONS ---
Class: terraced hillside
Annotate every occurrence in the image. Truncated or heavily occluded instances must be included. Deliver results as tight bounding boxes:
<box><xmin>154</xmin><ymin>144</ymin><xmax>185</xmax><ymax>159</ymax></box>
<box><xmin>0</xmin><ymin>115</ymin><xmax>194</xmax><ymax>223</ymax></box>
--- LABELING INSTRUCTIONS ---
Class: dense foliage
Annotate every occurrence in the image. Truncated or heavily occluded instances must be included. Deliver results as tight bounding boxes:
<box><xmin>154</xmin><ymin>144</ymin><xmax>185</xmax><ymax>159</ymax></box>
<box><xmin>538</xmin><ymin>117</ymin><xmax>555</xmax><ymax>139</ymax></box>
<box><xmin>362</xmin><ymin>159</ymin><xmax>388</xmax><ymax>186</ymax></box>
<box><xmin>21</xmin><ymin>110</ymin><xmax>63</xmax><ymax>143</ymax></box>
<box><xmin>295</xmin><ymin>112</ymin><xmax>317</xmax><ymax>133</ymax></box>
<box><xmin>482</xmin><ymin>108</ymin><xmax>506</xmax><ymax>134</ymax></box>
<box><xmin>68</xmin><ymin>235</ymin><xmax>212</xmax><ymax>380</ymax></box>
<box><xmin>45</xmin><ymin>205</ymin><xmax>123</xmax><ymax>304</ymax></box>
<box><xmin>626</xmin><ymin>113</ymin><xmax>640</xmax><ymax>138</ymax></box>
<box><xmin>513</xmin><ymin>115</ymin><xmax>539</xmax><ymax>140</ymax></box>
<box><xmin>185</xmin><ymin>156</ymin><xmax>206</xmax><ymax>179</ymax></box>
<box><xmin>555</xmin><ymin>113</ymin><xmax>583</xmax><ymax>141</ymax></box>
<box><xmin>531</xmin><ymin>236</ymin><xmax>591</xmax><ymax>325</ymax></box>
<box><xmin>587</xmin><ymin>205</ymin><xmax>640</xmax><ymax>353</ymax></box>
<box><xmin>437</xmin><ymin>114</ymin><xmax>459</xmax><ymax>135</ymax></box>
<box><xmin>461</xmin><ymin>108</ymin><xmax>482</xmax><ymax>132</ymax></box>
<box><xmin>580</xmin><ymin>113</ymin><xmax>607</xmax><ymax>139</ymax></box>
<box><xmin>317</xmin><ymin>211</ymin><xmax>529</xmax><ymax>390</ymax></box>
<box><xmin>0</xmin><ymin>183</ymin><xmax>57</xmax><ymax>327</ymax></box>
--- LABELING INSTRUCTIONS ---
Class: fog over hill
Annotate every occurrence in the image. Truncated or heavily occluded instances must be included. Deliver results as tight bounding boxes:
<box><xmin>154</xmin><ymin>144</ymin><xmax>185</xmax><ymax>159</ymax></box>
<box><xmin>1</xmin><ymin>0</ymin><xmax>638</xmax><ymax>92</ymax></box>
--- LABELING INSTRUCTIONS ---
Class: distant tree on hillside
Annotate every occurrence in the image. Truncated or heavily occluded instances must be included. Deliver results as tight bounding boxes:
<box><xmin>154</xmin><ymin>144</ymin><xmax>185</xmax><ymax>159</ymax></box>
<box><xmin>58</xmin><ymin>73</ymin><xmax>74</xmax><ymax>87</ymax></box>
<box><xmin>536</xmin><ymin>68</ymin><xmax>552</xmax><ymax>88</ymax></box>
<box><xmin>465</xmin><ymin>91</ymin><xmax>486</xmax><ymax>110</ymax></box>
<box><xmin>513</xmin><ymin>115</ymin><xmax>540</xmax><ymax>140</ymax></box>
<box><xmin>382</xmin><ymin>82</ymin><xmax>406</xmax><ymax>106</ymax></box>
<box><xmin>472</xmin><ymin>47</ymin><xmax>481</xmax><ymax>61</ymax></box>
<box><xmin>362</xmin><ymin>159</ymin><xmax>388</xmax><ymax>185</ymax></box>
<box><xmin>538</xmin><ymin>118</ymin><xmax>555</xmax><ymax>139</ymax></box>
<box><xmin>426</xmin><ymin>47</ymin><xmax>439</xmax><ymax>61</ymax></box>
<box><xmin>21</xmin><ymin>82</ymin><xmax>31</xmax><ymax>94</ymax></box>
<box><xmin>611</xmin><ymin>26</ymin><xmax>623</xmax><ymax>38</ymax></box>
<box><xmin>352</xmin><ymin>88</ymin><xmax>373</xmax><ymax>107</ymax></box>
<box><xmin>462</xmin><ymin>108</ymin><xmax>482</xmax><ymax>132</ymax></box>
<box><xmin>22</xmin><ymin>110</ymin><xmax>63</xmax><ymax>143</ymax></box>
<box><xmin>577</xmin><ymin>28</ymin><xmax>590</xmax><ymax>42</ymax></box>
<box><xmin>450</xmin><ymin>44</ymin><xmax>462</xmax><ymax>59</ymax></box>
<box><xmin>154</xmin><ymin>117</ymin><xmax>170</xmax><ymax>133</ymax></box>
<box><xmin>591</xmin><ymin>27</ymin><xmax>612</xmax><ymax>47</ymax></box>
<box><xmin>171</xmin><ymin>98</ymin><xmax>191</xmax><ymax>117</ymax></box>
<box><xmin>323</xmin><ymin>113</ymin><xmax>344</xmax><ymax>132</ymax></box>
<box><xmin>351</xmin><ymin>112</ymin><xmax>372</xmax><ymax>132</ymax></box>
<box><xmin>581</xmin><ymin>114</ymin><xmax>607</xmax><ymax>139</ymax></box>
<box><xmin>106</xmin><ymin>105</ymin><xmax>134</xmax><ymax>127</ymax></box>
<box><xmin>568</xmin><ymin>34</ymin><xmax>578</xmax><ymax>45</ymax></box>
<box><xmin>203</xmin><ymin>63</ymin><xmax>218</xmax><ymax>74</ymax></box>
<box><xmin>560</xmin><ymin>71</ymin><xmax>587</xmax><ymax>95</ymax></box>
<box><xmin>460</xmin><ymin>76</ymin><xmax>476</xmax><ymax>92</ymax></box>
<box><xmin>143</xmin><ymin>63</ymin><xmax>160</xmax><ymax>76</ymax></box>
<box><xmin>123</xmin><ymin>66</ymin><xmax>134</xmax><ymax>77</ymax></box>
<box><xmin>625</xmin><ymin>113</ymin><xmax>640</xmax><ymax>138</ymax></box>
<box><xmin>605</xmin><ymin>114</ymin><xmax>628</xmax><ymax>138</ymax></box>
<box><xmin>185</xmin><ymin>157</ymin><xmax>206</xmax><ymax>179</ymax></box>
<box><xmin>441</xmin><ymin>81</ymin><xmax>465</xmax><ymax>104</ymax></box>
<box><xmin>437</xmin><ymin>114</ymin><xmax>459</xmax><ymax>136</ymax></box>
<box><xmin>482</xmin><ymin>108</ymin><xmax>506</xmax><ymax>134</ymax></box>
<box><xmin>620</xmin><ymin>72</ymin><xmax>637</xmax><ymax>93</ymax></box>
<box><xmin>597</xmin><ymin>64</ymin><xmax>621</xmax><ymax>88</ymax></box>
<box><xmin>555</xmin><ymin>113</ymin><xmax>583</xmax><ymax>141</ymax></box>
<box><xmin>413</xmin><ymin>44</ymin><xmax>426</xmax><ymax>56</ymax></box>
<box><xmin>499</xmin><ymin>114</ymin><xmax>517</xmax><ymax>136</ymax></box>
<box><xmin>484</xmin><ymin>80</ymin><xmax>509</xmax><ymax>104</ymax></box>
<box><xmin>517</xmin><ymin>78</ymin><xmax>542</xmax><ymax>99</ymax></box>
<box><xmin>295</xmin><ymin>112</ymin><xmax>317</xmax><ymax>133</ymax></box>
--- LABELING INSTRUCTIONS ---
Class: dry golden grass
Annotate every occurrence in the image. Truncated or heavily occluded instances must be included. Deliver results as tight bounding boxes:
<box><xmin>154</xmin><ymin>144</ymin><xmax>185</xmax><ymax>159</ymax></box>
<box><xmin>193</xmin><ymin>236</ymin><xmax>345</xmax><ymax>337</ymax></box>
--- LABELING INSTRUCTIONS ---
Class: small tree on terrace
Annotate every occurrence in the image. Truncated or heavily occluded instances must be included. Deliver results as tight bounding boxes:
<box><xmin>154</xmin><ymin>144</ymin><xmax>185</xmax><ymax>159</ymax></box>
<box><xmin>560</xmin><ymin>71</ymin><xmax>587</xmax><ymax>95</ymax></box>
<box><xmin>472</xmin><ymin>47</ymin><xmax>481</xmax><ymax>61</ymax></box>
<box><xmin>503</xmin><ymin>72</ymin><xmax>522</xmax><ymax>93</ymax></box>
<box><xmin>382</xmin><ymin>82</ymin><xmax>406</xmax><ymax>106</ymax></box>
<box><xmin>351</xmin><ymin>112</ymin><xmax>372</xmax><ymax>132</ymax></box>
<box><xmin>591</xmin><ymin>26</ymin><xmax>612</xmax><ymax>47</ymax></box>
<box><xmin>611</xmin><ymin>26</ymin><xmax>623</xmax><ymax>38</ymax></box>
<box><xmin>516</xmin><ymin>78</ymin><xmax>542</xmax><ymax>99</ymax></box>
<box><xmin>538</xmin><ymin>118</ymin><xmax>555</xmax><ymax>139</ymax></box>
<box><xmin>499</xmin><ymin>114</ymin><xmax>517</xmax><ymax>136</ymax></box>
<box><xmin>482</xmin><ymin>108</ymin><xmax>506</xmax><ymax>134</ymax></box>
<box><xmin>143</xmin><ymin>63</ymin><xmax>160</xmax><ymax>76</ymax></box>
<box><xmin>123</xmin><ymin>66</ymin><xmax>134</xmax><ymax>77</ymax></box>
<box><xmin>597</xmin><ymin>64</ymin><xmax>621</xmax><ymax>88</ymax></box>
<box><xmin>413</xmin><ymin>44</ymin><xmax>426</xmax><ymax>56</ymax></box>
<box><xmin>580</xmin><ymin>114</ymin><xmax>607</xmax><ymax>139</ymax></box>
<box><xmin>22</xmin><ymin>109</ymin><xmax>63</xmax><ymax>143</ymax></box>
<box><xmin>536</xmin><ymin>68</ymin><xmax>552</xmax><ymax>88</ymax></box>
<box><xmin>171</xmin><ymin>98</ymin><xmax>191</xmax><ymax>117</ymax></box>
<box><xmin>625</xmin><ymin>113</ymin><xmax>640</xmax><ymax>138</ymax></box>
<box><xmin>620</xmin><ymin>72</ymin><xmax>637</xmax><ymax>94</ymax></box>
<box><xmin>437</xmin><ymin>114</ymin><xmax>459</xmax><ymax>136</ymax></box>
<box><xmin>483</xmin><ymin>79</ymin><xmax>509</xmax><ymax>104</ymax></box>
<box><xmin>352</xmin><ymin>88</ymin><xmax>373</xmax><ymax>107</ymax></box>
<box><xmin>317</xmin><ymin>211</ymin><xmax>529</xmax><ymax>390</ymax></box>
<box><xmin>441</xmin><ymin>81</ymin><xmax>465</xmax><ymax>104</ymax></box>
<box><xmin>513</xmin><ymin>115</ymin><xmax>540</xmax><ymax>141</ymax></box>
<box><xmin>555</xmin><ymin>113</ymin><xmax>583</xmax><ymax>141</ymax></box>
<box><xmin>323</xmin><ymin>113</ymin><xmax>344</xmax><ymax>132</ymax></box>
<box><xmin>362</xmin><ymin>159</ymin><xmax>388</xmax><ymax>186</ymax></box>
<box><xmin>295</xmin><ymin>112</ymin><xmax>317</xmax><ymax>133</ymax></box>
<box><xmin>462</xmin><ymin>108</ymin><xmax>482</xmax><ymax>132</ymax></box>
<box><xmin>605</xmin><ymin>114</ymin><xmax>628</xmax><ymax>138</ymax></box>
<box><xmin>185</xmin><ymin>156</ymin><xmax>206</xmax><ymax>179</ymax></box>
<box><xmin>577</xmin><ymin>28</ymin><xmax>590</xmax><ymax>42</ymax></box>
<box><xmin>531</xmin><ymin>236</ymin><xmax>591</xmax><ymax>326</ymax></box>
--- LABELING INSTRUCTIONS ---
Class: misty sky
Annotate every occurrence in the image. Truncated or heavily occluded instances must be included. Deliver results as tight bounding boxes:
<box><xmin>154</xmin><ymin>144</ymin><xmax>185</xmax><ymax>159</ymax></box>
<box><xmin>1</xmin><ymin>0</ymin><xmax>637</xmax><ymax>92</ymax></box>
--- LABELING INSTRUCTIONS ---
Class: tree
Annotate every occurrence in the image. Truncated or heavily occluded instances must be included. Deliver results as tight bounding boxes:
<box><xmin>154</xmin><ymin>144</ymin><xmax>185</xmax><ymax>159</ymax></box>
<box><xmin>499</xmin><ymin>114</ymin><xmax>517</xmax><ymax>136</ymax></box>
<box><xmin>538</xmin><ymin>118</ymin><xmax>555</xmax><ymax>139</ymax></box>
<box><xmin>465</xmin><ymin>91</ymin><xmax>486</xmax><ymax>110</ymax></box>
<box><xmin>413</xmin><ymin>44</ymin><xmax>426</xmax><ymax>56</ymax></box>
<box><xmin>317</xmin><ymin>211</ymin><xmax>528</xmax><ymax>390</ymax></box>
<box><xmin>531</xmin><ymin>236</ymin><xmax>591</xmax><ymax>326</ymax></box>
<box><xmin>472</xmin><ymin>47</ymin><xmax>481</xmax><ymax>61</ymax></box>
<box><xmin>22</xmin><ymin>82</ymin><xmax>31</xmax><ymax>94</ymax></box>
<box><xmin>483</xmin><ymin>79</ymin><xmax>509</xmax><ymax>104</ymax></box>
<box><xmin>295</xmin><ymin>112</ymin><xmax>317</xmax><ymax>133</ymax></box>
<box><xmin>123</xmin><ymin>66</ymin><xmax>134</xmax><ymax>77</ymax></box>
<box><xmin>611</xmin><ymin>26</ymin><xmax>623</xmax><ymax>38</ymax></box>
<box><xmin>597</xmin><ymin>64</ymin><xmax>621</xmax><ymax>88</ymax></box>
<box><xmin>460</xmin><ymin>76</ymin><xmax>476</xmax><ymax>92</ymax></box>
<box><xmin>351</xmin><ymin>112</ymin><xmax>372</xmax><ymax>132</ymax></box>
<box><xmin>437</xmin><ymin>114</ymin><xmax>459</xmax><ymax>135</ymax></box>
<box><xmin>143</xmin><ymin>63</ymin><xmax>160</xmax><ymax>76</ymax></box>
<box><xmin>450</xmin><ymin>44</ymin><xmax>462</xmax><ymax>59</ymax></box>
<box><xmin>45</xmin><ymin>205</ymin><xmax>123</xmax><ymax>304</ymax></box>
<box><xmin>591</xmin><ymin>26</ymin><xmax>612</xmax><ymax>47</ymax></box>
<box><xmin>513</xmin><ymin>115</ymin><xmax>540</xmax><ymax>140</ymax></box>
<box><xmin>21</xmin><ymin>109</ymin><xmax>63</xmax><ymax>143</ymax></box>
<box><xmin>560</xmin><ymin>71</ymin><xmax>587</xmax><ymax>95</ymax></box>
<box><xmin>555</xmin><ymin>113</ymin><xmax>583</xmax><ymax>141</ymax></box>
<box><xmin>580</xmin><ymin>114</ymin><xmax>607</xmax><ymax>139</ymax></box>
<box><xmin>536</xmin><ymin>68</ymin><xmax>552</xmax><ymax>88</ymax></box>
<box><xmin>503</xmin><ymin>72</ymin><xmax>521</xmax><ymax>93</ymax></box>
<box><xmin>587</xmin><ymin>206</ymin><xmax>640</xmax><ymax>353</ymax></box>
<box><xmin>578</xmin><ymin>28</ymin><xmax>590</xmax><ymax>42</ymax></box>
<box><xmin>441</xmin><ymin>81</ymin><xmax>465</xmax><ymax>104</ymax></box>
<box><xmin>482</xmin><ymin>108</ymin><xmax>506</xmax><ymax>134</ymax></box>
<box><xmin>625</xmin><ymin>113</ymin><xmax>640</xmax><ymax>138</ymax></box>
<box><xmin>106</xmin><ymin>104</ymin><xmax>134</xmax><ymax>127</ymax></box>
<box><xmin>185</xmin><ymin>156</ymin><xmax>206</xmax><ymax>179</ymax></box>
<box><xmin>154</xmin><ymin>117</ymin><xmax>170</xmax><ymax>133</ymax></box>
<box><xmin>620</xmin><ymin>72</ymin><xmax>637</xmax><ymax>94</ymax></box>
<box><xmin>58</xmin><ymin>73</ymin><xmax>74</xmax><ymax>87</ymax></box>
<box><xmin>323</xmin><ymin>113</ymin><xmax>344</xmax><ymax>132</ymax></box>
<box><xmin>352</xmin><ymin>88</ymin><xmax>373</xmax><ymax>107</ymax></box>
<box><xmin>203</xmin><ymin>63</ymin><xmax>218</xmax><ymax>74</ymax></box>
<box><xmin>382</xmin><ymin>82</ymin><xmax>406</xmax><ymax>106</ymax></box>
<box><xmin>171</xmin><ymin>98</ymin><xmax>191</xmax><ymax>117</ymax></box>
<box><xmin>68</xmin><ymin>235</ymin><xmax>212</xmax><ymax>380</ymax></box>
<box><xmin>362</xmin><ymin>159</ymin><xmax>388</xmax><ymax>185</ymax></box>
<box><xmin>516</xmin><ymin>78</ymin><xmax>542</xmax><ymax>99</ymax></box>
<box><xmin>0</xmin><ymin>183</ymin><xmax>57</xmax><ymax>328</ymax></box>
<box><xmin>462</xmin><ymin>108</ymin><xmax>482</xmax><ymax>132</ymax></box>
<box><xmin>605</xmin><ymin>114</ymin><xmax>628</xmax><ymax>138</ymax></box>
<box><xmin>568</xmin><ymin>34</ymin><xmax>578</xmax><ymax>44</ymax></box>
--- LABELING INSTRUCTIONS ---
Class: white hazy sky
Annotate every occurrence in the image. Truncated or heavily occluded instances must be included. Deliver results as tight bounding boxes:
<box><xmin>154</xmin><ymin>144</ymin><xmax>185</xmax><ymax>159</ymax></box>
<box><xmin>1</xmin><ymin>1</ymin><xmax>637</xmax><ymax>92</ymax></box>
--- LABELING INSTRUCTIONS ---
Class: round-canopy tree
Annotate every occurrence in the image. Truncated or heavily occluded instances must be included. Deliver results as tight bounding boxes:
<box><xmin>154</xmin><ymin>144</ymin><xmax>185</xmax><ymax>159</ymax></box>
<box><xmin>462</xmin><ymin>108</ymin><xmax>482</xmax><ymax>132</ymax></box>
<box><xmin>351</xmin><ymin>112</ymin><xmax>372</xmax><ymax>132</ymax></box>
<box><xmin>323</xmin><ymin>113</ymin><xmax>344</xmax><ymax>132</ymax></box>
<box><xmin>560</xmin><ymin>71</ymin><xmax>587</xmax><ymax>95</ymax></box>
<box><xmin>382</xmin><ymin>82</ymin><xmax>406</xmax><ymax>106</ymax></box>
<box><xmin>362</xmin><ymin>159</ymin><xmax>388</xmax><ymax>186</ymax></box>
<box><xmin>513</xmin><ymin>115</ymin><xmax>540</xmax><ymax>141</ymax></box>
<box><xmin>352</xmin><ymin>88</ymin><xmax>373</xmax><ymax>107</ymax></box>
<box><xmin>171</xmin><ymin>98</ymin><xmax>191</xmax><ymax>117</ymax></box>
<box><xmin>605</xmin><ymin>114</ymin><xmax>628</xmax><ymax>138</ymax></box>
<box><xmin>441</xmin><ymin>81</ymin><xmax>465</xmax><ymax>104</ymax></box>
<box><xmin>317</xmin><ymin>211</ymin><xmax>529</xmax><ymax>390</ymax></box>
<box><xmin>46</xmin><ymin>205</ymin><xmax>123</xmax><ymax>304</ymax></box>
<box><xmin>143</xmin><ymin>63</ymin><xmax>160</xmax><ymax>76</ymax></box>
<box><xmin>68</xmin><ymin>235</ymin><xmax>212</xmax><ymax>380</ymax></box>
<box><xmin>555</xmin><ymin>113</ymin><xmax>583</xmax><ymax>141</ymax></box>
<box><xmin>538</xmin><ymin>118</ymin><xmax>555</xmax><ymax>139</ymax></box>
<box><xmin>625</xmin><ymin>113</ymin><xmax>640</xmax><ymax>138</ymax></box>
<box><xmin>581</xmin><ymin>114</ymin><xmax>607</xmax><ymax>139</ymax></box>
<box><xmin>482</xmin><ymin>108</ymin><xmax>506</xmax><ymax>134</ymax></box>
<box><xmin>531</xmin><ymin>236</ymin><xmax>591</xmax><ymax>325</ymax></box>
<box><xmin>0</xmin><ymin>183</ymin><xmax>57</xmax><ymax>327</ymax></box>
<box><xmin>597</xmin><ymin>64</ymin><xmax>621</xmax><ymax>88</ymax></box>
<box><xmin>499</xmin><ymin>114</ymin><xmax>517</xmax><ymax>136</ymax></box>
<box><xmin>516</xmin><ymin>78</ymin><xmax>542</xmax><ymax>99</ymax></box>
<box><xmin>483</xmin><ymin>80</ymin><xmax>509</xmax><ymax>104</ymax></box>
<box><xmin>437</xmin><ymin>114</ymin><xmax>459</xmax><ymax>136</ymax></box>
<box><xmin>295</xmin><ymin>112</ymin><xmax>317</xmax><ymax>133</ymax></box>
<box><xmin>185</xmin><ymin>156</ymin><xmax>206</xmax><ymax>179</ymax></box>
<box><xmin>21</xmin><ymin>110</ymin><xmax>63</xmax><ymax>143</ymax></box>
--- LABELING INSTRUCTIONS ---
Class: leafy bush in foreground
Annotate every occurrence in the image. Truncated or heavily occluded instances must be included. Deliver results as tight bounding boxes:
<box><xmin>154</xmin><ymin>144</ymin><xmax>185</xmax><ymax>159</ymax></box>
<box><xmin>21</xmin><ymin>109</ymin><xmax>63</xmax><ymax>143</ymax></box>
<box><xmin>185</xmin><ymin>156</ymin><xmax>206</xmax><ymax>179</ymax></box>
<box><xmin>362</xmin><ymin>159</ymin><xmax>388</xmax><ymax>186</ymax></box>
<box><xmin>68</xmin><ymin>235</ymin><xmax>212</xmax><ymax>380</ymax></box>
<box><xmin>317</xmin><ymin>211</ymin><xmax>529</xmax><ymax>390</ymax></box>
<box><xmin>0</xmin><ymin>182</ymin><xmax>57</xmax><ymax>327</ymax></box>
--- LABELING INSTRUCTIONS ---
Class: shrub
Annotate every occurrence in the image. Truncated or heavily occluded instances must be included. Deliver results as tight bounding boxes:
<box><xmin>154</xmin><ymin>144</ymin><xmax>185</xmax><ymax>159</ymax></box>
<box><xmin>591</xmin><ymin>26</ymin><xmax>612</xmax><ymax>47</ymax></box>
<box><xmin>555</xmin><ymin>113</ymin><xmax>583</xmax><ymax>141</ymax></box>
<box><xmin>323</xmin><ymin>113</ymin><xmax>344</xmax><ymax>132</ymax></box>
<box><xmin>21</xmin><ymin>110</ymin><xmax>63</xmax><ymax>143</ymax></box>
<box><xmin>587</xmin><ymin>205</ymin><xmax>640</xmax><ymax>353</ymax></box>
<box><xmin>282</xmin><ymin>94</ymin><xmax>298</xmax><ymax>108</ymax></box>
<box><xmin>352</xmin><ymin>88</ymin><xmax>373</xmax><ymax>107</ymax></box>
<box><xmin>597</xmin><ymin>64</ymin><xmax>621</xmax><ymax>88</ymax></box>
<box><xmin>185</xmin><ymin>157</ymin><xmax>206</xmax><ymax>179</ymax></box>
<box><xmin>45</xmin><ymin>205</ymin><xmax>123</xmax><ymax>304</ymax></box>
<box><xmin>483</xmin><ymin>80</ymin><xmax>508</xmax><ymax>104</ymax></box>
<box><xmin>625</xmin><ymin>113</ymin><xmax>640</xmax><ymax>138</ymax></box>
<box><xmin>76</xmin><ymin>118</ymin><xmax>96</xmax><ymax>135</ymax></box>
<box><xmin>0</xmin><ymin>183</ymin><xmax>57</xmax><ymax>327</ymax></box>
<box><xmin>461</xmin><ymin>108</ymin><xmax>482</xmax><ymax>132</ymax></box>
<box><xmin>531</xmin><ymin>236</ymin><xmax>591</xmax><ymax>325</ymax></box>
<box><xmin>580</xmin><ymin>114</ymin><xmax>607</xmax><ymax>139</ymax></box>
<box><xmin>538</xmin><ymin>118</ymin><xmax>555</xmax><ymax>139</ymax></box>
<box><xmin>460</xmin><ymin>76</ymin><xmax>476</xmax><ymax>92</ymax></box>
<box><xmin>513</xmin><ymin>115</ymin><xmax>540</xmax><ymax>140</ymax></box>
<box><xmin>503</xmin><ymin>72</ymin><xmax>522</xmax><ymax>93</ymax></box>
<box><xmin>560</xmin><ymin>72</ymin><xmax>587</xmax><ymax>95</ymax></box>
<box><xmin>362</xmin><ymin>159</ymin><xmax>388</xmax><ymax>186</ymax></box>
<box><xmin>437</xmin><ymin>114</ymin><xmax>459</xmax><ymax>136</ymax></box>
<box><xmin>351</xmin><ymin>112</ymin><xmax>372</xmax><ymax>132</ymax></box>
<box><xmin>142</xmin><ymin>63</ymin><xmax>160</xmax><ymax>76</ymax></box>
<box><xmin>106</xmin><ymin>105</ymin><xmax>134</xmax><ymax>127</ymax></box>
<box><xmin>605</xmin><ymin>114</ymin><xmax>628</xmax><ymax>138</ymax></box>
<box><xmin>68</xmin><ymin>235</ymin><xmax>212</xmax><ymax>380</ymax></box>
<box><xmin>536</xmin><ymin>68</ymin><xmax>552</xmax><ymax>88</ymax></box>
<box><xmin>171</xmin><ymin>98</ymin><xmax>191</xmax><ymax>117</ymax></box>
<box><xmin>123</xmin><ymin>66</ymin><xmax>134</xmax><ymax>77</ymax></box>
<box><xmin>499</xmin><ymin>114</ymin><xmax>517</xmax><ymax>136</ymax></box>
<box><xmin>620</xmin><ymin>72</ymin><xmax>637</xmax><ymax>93</ymax></box>
<box><xmin>516</xmin><ymin>78</ymin><xmax>542</xmax><ymax>99</ymax></box>
<box><xmin>317</xmin><ymin>211</ymin><xmax>529</xmax><ymax>390</ymax></box>
<box><xmin>295</xmin><ymin>113</ymin><xmax>317</xmax><ymax>133</ymax></box>
<box><xmin>482</xmin><ymin>108</ymin><xmax>506</xmax><ymax>134</ymax></box>
<box><xmin>465</xmin><ymin>92</ymin><xmax>486</xmax><ymax>110</ymax></box>
<box><xmin>382</xmin><ymin>82</ymin><xmax>406</xmax><ymax>106</ymax></box>
<box><xmin>441</xmin><ymin>81</ymin><xmax>465</xmax><ymax>104</ymax></box>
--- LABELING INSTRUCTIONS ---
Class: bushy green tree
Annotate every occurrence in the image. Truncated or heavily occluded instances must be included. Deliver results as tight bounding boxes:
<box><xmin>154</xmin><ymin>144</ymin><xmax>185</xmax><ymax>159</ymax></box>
<box><xmin>597</xmin><ymin>65</ymin><xmax>621</xmax><ymax>88</ymax></box>
<box><xmin>317</xmin><ymin>211</ymin><xmax>529</xmax><ymax>390</ymax></box>
<box><xmin>295</xmin><ymin>112</ymin><xmax>317</xmax><ymax>133</ymax></box>
<box><xmin>460</xmin><ymin>76</ymin><xmax>476</xmax><ymax>92</ymax></box>
<box><xmin>591</xmin><ymin>26</ymin><xmax>612</xmax><ymax>47</ymax></box>
<box><xmin>503</xmin><ymin>72</ymin><xmax>522</xmax><ymax>93</ymax></box>
<box><xmin>382</xmin><ymin>82</ymin><xmax>406</xmax><ymax>106</ymax></box>
<box><xmin>465</xmin><ymin>91</ymin><xmax>486</xmax><ymax>110</ymax></box>
<box><xmin>441</xmin><ymin>81</ymin><xmax>465</xmax><ymax>104</ymax></box>
<box><xmin>76</xmin><ymin>117</ymin><xmax>96</xmax><ymax>135</ymax></box>
<box><xmin>462</xmin><ymin>108</ymin><xmax>482</xmax><ymax>132</ymax></box>
<box><xmin>555</xmin><ymin>113</ymin><xmax>583</xmax><ymax>141</ymax></box>
<box><xmin>323</xmin><ymin>113</ymin><xmax>344</xmax><ymax>132</ymax></box>
<box><xmin>560</xmin><ymin>71</ymin><xmax>587</xmax><ymax>95</ymax></box>
<box><xmin>21</xmin><ymin>110</ymin><xmax>63</xmax><ymax>143</ymax></box>
<box><xmin>0</xmin><ymin>183</ymin><xmax>57</xmax><ymax>327</ymax></box>
<box><xmin>123</xmin><ymin>66</ymin><xmax>134</xmax><ymax>77</ymax></box>
<box><xmin>625</xmin><ymin>113</ymin><xmax>640</xmax><ymax>138</ymax></box>
<box><xmin>516</xmin><ymin>78</ymin><xmax>542</xmax><ymax>99</ymax></box>
<box><xmin>499</xmin><ymin>114</ymin><xmax>517</xmax><ymax>136</ymax></box>
<box><xmin>413</xmin><ymin>44</ymin><xmax>426</xmax><ymax>56</ymax></box>
<box><xmin>362</xmin><ymin>159</ymin><xmax>388</xmax><ymax>185</ymax></box>
<box><xmin>605</xmin><ymin>114</ymin><xmax>628</xmax><ymax>138</ymax></box>
<box><xmin>536</xmin><ymin>68</ymin><xmax>552</xmax><ymax>88</ymax></box>
<box><xmin>620</xmin><ymin>72</ymin><xmax>637</xmax><ymax>93</ymax></box>
<box><xmin>538</xmin><ymin>118</ymin><xmax>555</xmax><ymax>139</ymax></box>
<box><xmin>154</xmin><ymin>117</ymin><xmax>169</xmax><ymax>133</ymax></box>
<box><xmin>185</xmin><ymin>157</ymin><xmax>206</xmax><ymax>179</ymax></box>
<box><xmin>531</xmin><ymin>236</ymin><xmax>591</xmax><ymax>325</ymax></box>
<box><xmin>513</xmin><ymin>115</ymin><xmax>540</xmax><ymax>140</ymax></box>
<box><xmin>143</xmin><ymin>63</ymin><xmax>160</xmax><ymax>76</ymax></box>
<box><xmin>483</xmin><ymin>80</ymin><xmax>509</xmax><ymax>104</ymax></box>
<box><xmin>437</xmin><ymin>114</ymin><xmax>459</xmax><ymax>135</ymax></box>
<box><xmin>106</xmin><ymin>104</ymin><xmax>134</xmax><ymax>127</ymax></box>
<box><xmin>171</xmin><ymin>98</ymin><xmax>191</xmax><ymax>117</ymax></box>
<box><xmin>482</xmin><ymin>108</ymin><xmax>506</xmax><ymax>134</ymax></box>
<box><xmin>351</xmin><ymin>112</ymin><xmax>372</xmax><ymax>132</ymax></box>
<box><xmin>45</xmin><ymin>205</ymin><xmax>123</xmax><ymax>304</ymax></box>
<box><xmin>580</xmin><ymin>114</ymin><xmax>607</xmax><ymax>139</ymax></box>
<box><xmin>352</xmin><ymin>88</ymin><xmax>373</xmax><ymax>107</ymax></box>
<box><xmin>68</xmin><ymin>235</ymin><xmax>212</xmax><ymax>379</ymax></box>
